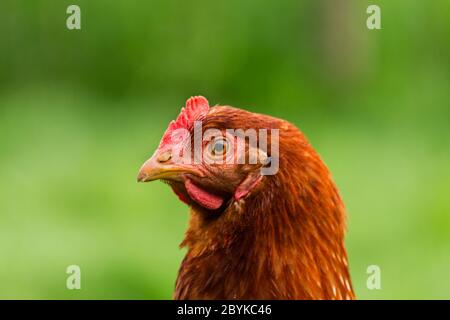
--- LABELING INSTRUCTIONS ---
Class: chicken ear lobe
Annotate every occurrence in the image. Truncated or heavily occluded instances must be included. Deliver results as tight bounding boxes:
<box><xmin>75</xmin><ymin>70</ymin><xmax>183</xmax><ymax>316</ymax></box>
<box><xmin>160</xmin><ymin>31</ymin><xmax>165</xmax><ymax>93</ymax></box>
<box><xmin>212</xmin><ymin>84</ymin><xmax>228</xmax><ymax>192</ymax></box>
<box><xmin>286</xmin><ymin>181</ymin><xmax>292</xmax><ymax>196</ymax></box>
<box><xmin>234</xmin><ymin>171</ymin><xmax>263</xmax><ymax>201</ymax></box>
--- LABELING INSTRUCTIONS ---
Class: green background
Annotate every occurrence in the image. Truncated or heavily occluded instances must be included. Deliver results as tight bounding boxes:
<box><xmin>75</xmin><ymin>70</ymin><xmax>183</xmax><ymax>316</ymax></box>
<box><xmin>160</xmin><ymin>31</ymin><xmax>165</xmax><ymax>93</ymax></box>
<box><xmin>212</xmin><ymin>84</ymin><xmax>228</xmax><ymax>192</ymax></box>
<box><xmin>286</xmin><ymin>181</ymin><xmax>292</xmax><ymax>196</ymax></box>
<box><xmin>0</xmin><ymin>0</ymin><xmax>449</xmax><ymax>299</ymax></box>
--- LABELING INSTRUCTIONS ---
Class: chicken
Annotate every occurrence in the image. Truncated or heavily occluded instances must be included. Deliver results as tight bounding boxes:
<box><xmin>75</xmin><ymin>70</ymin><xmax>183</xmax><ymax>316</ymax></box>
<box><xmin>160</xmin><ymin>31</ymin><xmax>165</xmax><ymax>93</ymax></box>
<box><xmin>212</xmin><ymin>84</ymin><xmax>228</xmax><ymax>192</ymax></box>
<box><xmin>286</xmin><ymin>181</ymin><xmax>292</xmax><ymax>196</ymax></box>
<box><xmin>137</xmin><ymin>96</ymin><xmax>355</xmax><ymax>300</ymax></box>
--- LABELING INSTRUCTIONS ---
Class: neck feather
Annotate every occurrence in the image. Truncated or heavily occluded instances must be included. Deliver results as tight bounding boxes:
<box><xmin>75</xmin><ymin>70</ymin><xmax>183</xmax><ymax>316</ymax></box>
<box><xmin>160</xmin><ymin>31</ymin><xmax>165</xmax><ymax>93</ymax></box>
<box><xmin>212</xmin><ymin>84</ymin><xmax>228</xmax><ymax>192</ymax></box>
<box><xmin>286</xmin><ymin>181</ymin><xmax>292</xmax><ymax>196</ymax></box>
<box><xmin>176</xmin><ymin>137</ymin><xmax>354</xmax><ymax>300</ymax></box>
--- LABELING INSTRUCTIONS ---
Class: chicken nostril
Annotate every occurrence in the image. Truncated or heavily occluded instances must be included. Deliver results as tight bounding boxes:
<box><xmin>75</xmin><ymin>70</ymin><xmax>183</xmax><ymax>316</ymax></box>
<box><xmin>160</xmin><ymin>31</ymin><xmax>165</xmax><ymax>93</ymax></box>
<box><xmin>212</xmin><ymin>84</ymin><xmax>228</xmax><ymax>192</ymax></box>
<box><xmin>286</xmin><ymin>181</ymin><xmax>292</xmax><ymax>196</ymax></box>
<box><xmin>157</xmin><ymin>151</ymin><xmax>172</xmax><ymax>163</ymax></box>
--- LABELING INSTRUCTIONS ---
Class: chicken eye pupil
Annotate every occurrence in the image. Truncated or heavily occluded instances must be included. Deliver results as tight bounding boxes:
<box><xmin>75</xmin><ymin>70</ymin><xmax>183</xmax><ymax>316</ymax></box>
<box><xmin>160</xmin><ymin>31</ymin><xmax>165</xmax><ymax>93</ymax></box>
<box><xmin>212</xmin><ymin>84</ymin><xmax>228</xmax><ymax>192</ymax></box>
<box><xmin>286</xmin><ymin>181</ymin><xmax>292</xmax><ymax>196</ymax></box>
<box><xmin>212</xmin><ymin>139</ymin><xmax>227</xmax><ymax>155</ymax></box>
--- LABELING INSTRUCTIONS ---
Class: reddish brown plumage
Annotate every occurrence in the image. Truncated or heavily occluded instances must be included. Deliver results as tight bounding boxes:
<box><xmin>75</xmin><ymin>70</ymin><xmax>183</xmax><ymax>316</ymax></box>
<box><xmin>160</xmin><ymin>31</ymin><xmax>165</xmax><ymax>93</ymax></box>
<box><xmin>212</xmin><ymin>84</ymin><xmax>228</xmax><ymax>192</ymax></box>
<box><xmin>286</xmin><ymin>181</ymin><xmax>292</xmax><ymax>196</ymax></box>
<box><xmin>139</xmin><ymin>97</ymin><xmax>355</xmax><ymax>300</ymax></box>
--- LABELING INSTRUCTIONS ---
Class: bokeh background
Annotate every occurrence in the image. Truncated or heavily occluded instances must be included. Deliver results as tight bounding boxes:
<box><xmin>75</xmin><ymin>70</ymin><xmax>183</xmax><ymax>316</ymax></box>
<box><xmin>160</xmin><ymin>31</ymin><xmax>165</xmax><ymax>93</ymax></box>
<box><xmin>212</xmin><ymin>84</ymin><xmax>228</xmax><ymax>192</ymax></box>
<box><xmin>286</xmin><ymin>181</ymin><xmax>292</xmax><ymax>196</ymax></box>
<box><xmin>0</xmin><ymin>0</ymin><xmax>449</xmax><ymax>299</ymax></box>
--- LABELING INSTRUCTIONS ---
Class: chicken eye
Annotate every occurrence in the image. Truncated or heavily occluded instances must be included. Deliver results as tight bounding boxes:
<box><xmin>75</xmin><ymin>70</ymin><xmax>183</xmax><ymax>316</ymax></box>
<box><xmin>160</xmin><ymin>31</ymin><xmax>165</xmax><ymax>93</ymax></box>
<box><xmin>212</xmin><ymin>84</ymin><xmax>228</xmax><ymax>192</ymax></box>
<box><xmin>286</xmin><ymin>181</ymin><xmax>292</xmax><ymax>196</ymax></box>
<box><xmin>210</xmin><ymin>138</ymin><xmax>228</xmax><ymax>156</ymax></box>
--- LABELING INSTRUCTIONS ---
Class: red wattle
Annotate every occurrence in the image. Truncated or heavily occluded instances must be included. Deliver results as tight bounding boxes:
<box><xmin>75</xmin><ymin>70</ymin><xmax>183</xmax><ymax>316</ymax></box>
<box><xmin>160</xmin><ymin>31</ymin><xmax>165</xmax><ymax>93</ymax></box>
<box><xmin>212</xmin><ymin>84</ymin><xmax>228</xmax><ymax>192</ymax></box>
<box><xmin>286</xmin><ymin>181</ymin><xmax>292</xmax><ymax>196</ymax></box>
<box><xmin>185</xmin><ymin>179</ymin><xmax>224</xmax><ymax>210</ymax></box>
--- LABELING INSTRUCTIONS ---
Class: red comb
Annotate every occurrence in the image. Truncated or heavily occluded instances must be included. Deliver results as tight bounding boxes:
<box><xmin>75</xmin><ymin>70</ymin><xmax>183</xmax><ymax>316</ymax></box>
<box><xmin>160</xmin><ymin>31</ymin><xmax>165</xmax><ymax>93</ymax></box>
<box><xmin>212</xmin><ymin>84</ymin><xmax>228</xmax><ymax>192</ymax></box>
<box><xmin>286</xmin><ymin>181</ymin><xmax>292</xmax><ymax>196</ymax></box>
<box><xmin>159</xmin><ymin>96</ymin><xmax>210</xmax><ymax>148</ymax></box>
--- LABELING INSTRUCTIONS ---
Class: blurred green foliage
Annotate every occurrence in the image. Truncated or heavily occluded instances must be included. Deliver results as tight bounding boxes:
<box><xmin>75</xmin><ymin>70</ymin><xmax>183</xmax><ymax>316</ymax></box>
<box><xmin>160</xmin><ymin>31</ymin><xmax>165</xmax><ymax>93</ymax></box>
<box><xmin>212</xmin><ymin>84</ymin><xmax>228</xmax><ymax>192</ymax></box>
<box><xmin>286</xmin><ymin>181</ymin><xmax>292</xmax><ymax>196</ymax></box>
<box><xmin>0</xmin><ymin>0</ymin><xmax>449</xmax><ymax>299</ymax></box>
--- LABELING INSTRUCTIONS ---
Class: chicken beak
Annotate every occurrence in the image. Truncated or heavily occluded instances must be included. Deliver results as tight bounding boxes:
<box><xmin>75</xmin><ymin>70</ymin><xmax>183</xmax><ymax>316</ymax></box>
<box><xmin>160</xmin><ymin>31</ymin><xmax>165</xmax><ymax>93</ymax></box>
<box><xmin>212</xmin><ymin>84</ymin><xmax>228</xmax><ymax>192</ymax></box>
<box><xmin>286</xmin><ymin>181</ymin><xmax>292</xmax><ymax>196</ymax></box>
<box><xmin>137</xmin><ymin>151</ymin><xmax>202</xmax><ymax>182</ymax></box>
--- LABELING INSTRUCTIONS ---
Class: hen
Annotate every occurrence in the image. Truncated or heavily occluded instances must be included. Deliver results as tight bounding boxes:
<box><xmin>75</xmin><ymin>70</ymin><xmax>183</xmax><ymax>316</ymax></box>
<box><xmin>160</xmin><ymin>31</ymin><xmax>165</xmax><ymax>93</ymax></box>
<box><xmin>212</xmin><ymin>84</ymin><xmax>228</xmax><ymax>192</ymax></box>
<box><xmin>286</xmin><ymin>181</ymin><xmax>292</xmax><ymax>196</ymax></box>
<box><xmin>138</xmin><ymin>96</ymin><xmax>354</xmax><ymax>300</ymax></box>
